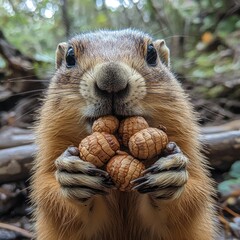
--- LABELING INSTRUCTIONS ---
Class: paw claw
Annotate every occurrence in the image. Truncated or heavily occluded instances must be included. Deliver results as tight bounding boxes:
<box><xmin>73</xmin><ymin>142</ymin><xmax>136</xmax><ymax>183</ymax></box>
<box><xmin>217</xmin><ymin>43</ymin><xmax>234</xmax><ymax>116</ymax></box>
<box><xmin>55</xmin><ymin>148</ymin><xmax>114</xmax><ymax>201</ymax></box>
<box><xmin>131</xmin><ymin>176</ymin><xmax>148</xmax><ymax>185</ymax></box>
<box><xmin>137</xmin><ymin>184</ymin><xmax>160</xmax><ymax>194</ymax></box>
<box><xmin>136</xmin><ymin>151</ymin><xmax>189</xmax><ymax>199</ymax></box>
<box><xmin>142</xmin><ymin>165</ymin><xmax>158</xmax><ymax>175</ymax></box>
<box><xmin>131</xmin><ymin>179</ymin><xmax>150</xmax><ymax>191</ymax></box>
<box><xmin>87</xmin><ymin>167</ymin><xmax>109</xmax><ymax>177</ymax></box>
<box><xmin>102</xmin><ymin>177</ymin><xmax>116</xmax><ymax>188</ymax></box>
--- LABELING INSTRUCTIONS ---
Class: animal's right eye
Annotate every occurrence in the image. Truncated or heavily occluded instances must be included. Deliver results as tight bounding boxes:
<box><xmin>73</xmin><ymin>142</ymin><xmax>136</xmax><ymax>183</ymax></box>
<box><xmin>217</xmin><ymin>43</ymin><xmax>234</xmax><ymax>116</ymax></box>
<box><xmin>146</xmin><ymin>43</ymin><xmax>157</xmax><ymax>66</ymax></box>
<box><xmin>66</xmin><ymin>47</ymin><xmax>75</xmax><ymax>68</ymax></box>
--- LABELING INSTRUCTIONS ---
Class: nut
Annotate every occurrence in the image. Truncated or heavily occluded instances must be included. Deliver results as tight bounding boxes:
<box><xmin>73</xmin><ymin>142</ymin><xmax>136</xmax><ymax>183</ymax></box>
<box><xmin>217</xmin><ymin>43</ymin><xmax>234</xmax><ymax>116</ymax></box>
<box><xmin>118</xmin><ymin>116</ymin><xmax>149</xmax><ymax>146</ymax></box>
<box><xmin>92</xmin><ymin>115</ymin><xmax>119</xmax><ymax>134</ymax></box>
<box><xmin>128</xmin><ymin>127</ymin><xmax>168</xmax><ymax>160</ymax></box>
<box><xmin>106</xmin><ymin>153</ymin><xmax>145</xmax><ymax>192</ymax></box>
<box><xmin>79</xmin><ymin>132</ymin><xmax>120</xmax><ymax>167</ymax></box>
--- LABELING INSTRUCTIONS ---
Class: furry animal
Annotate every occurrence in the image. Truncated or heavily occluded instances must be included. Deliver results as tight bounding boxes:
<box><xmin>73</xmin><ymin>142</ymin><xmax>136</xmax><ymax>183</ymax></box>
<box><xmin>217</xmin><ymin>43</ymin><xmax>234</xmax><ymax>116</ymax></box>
<box><xmin>31</xmin><ymin>29</ymin><xmax>217</xmax><ymax>240</ymax></box>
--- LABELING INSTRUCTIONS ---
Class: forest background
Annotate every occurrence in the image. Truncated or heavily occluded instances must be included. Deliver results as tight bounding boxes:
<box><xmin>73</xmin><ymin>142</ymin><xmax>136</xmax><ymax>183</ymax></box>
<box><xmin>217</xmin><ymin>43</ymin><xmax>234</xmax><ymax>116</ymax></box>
<box><xmin>0</xmin><ymin>0</ymin><xmax>240</xmax><ymax>239</ymax></box>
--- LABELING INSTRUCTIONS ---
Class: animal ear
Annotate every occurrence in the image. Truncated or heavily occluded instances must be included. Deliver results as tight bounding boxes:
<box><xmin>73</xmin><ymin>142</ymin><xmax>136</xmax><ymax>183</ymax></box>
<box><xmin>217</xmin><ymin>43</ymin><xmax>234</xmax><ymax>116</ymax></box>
<box><xmin>55</xmin><ymin>42</ymin><xmax>68</xmax><ymax>69</ymax></box>
<box><xmin>153</xmin><ymin>39</ymin><xmax>170</xmax><ymax>68</ymax></box>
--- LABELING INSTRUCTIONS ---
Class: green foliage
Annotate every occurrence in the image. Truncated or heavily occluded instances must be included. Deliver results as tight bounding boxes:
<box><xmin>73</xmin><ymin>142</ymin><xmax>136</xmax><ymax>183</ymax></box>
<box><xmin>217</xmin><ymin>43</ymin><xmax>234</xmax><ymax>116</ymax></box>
<box><xmin>0</xmin><ymin>57</ymin><xmax>6</xmax><ymax>68</ymax></box>
<box><xmin>229</xmin><ymin>161</ymin><xmax>240</xmax><ymax>179</ymax></box>
<box><xmin>183</xmin><ymin>48</ymin><xmax>234</xmax><ymax>79</ymax></box>
<box><xmin>218</xmin><ymin>178</ymin><xmax>240</xmax><ymax>196</ymax></box>
<box><xmin>218</xmin><ymin>161</ymin><xmax>240</xmax><ymax>197</ymax></box>
<box><xmin>218</xmin><ymin>178</ymin><xmax>240</xmax><ymax>197</ymax></box>
<box><xmin>0</xmin><ymin>0</ymin><xmax>61</xmax><ymax>60</ymax></box>
<box><xmin>217</xmin><ymin>15</ymin><xmax>240</xmax><ymax>37</ymax></box>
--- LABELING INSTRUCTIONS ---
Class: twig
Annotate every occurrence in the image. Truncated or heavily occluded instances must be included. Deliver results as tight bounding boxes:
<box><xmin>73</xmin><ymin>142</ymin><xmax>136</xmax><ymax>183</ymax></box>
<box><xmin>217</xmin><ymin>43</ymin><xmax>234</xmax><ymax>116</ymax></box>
<box><xmin>223</xmin><ymin>206</ymin><xmax>240</xmax><ymax>218</ymax></box>
<box><xmin>0</xmin><ymin>222</ymin><xmax>33</xmax><ymax>238</ymax></box>
<box><xmin>218</xmin><ymin>215</ymin><xmax>230</xmax><ymax>233</ymax></box>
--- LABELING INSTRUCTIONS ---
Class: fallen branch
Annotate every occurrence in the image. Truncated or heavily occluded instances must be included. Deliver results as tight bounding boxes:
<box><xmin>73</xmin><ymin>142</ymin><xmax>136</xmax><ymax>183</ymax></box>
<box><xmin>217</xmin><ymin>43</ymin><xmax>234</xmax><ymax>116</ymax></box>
<box><xmin>201</xmin><ymin>130</ymin><xmax>240</xmax><ymax>171</ymax></box>
<box><xmin>202</xmin><ymin>120</ymin><xmax>240</xmax><ymax>134</ymax></box>
<box><xmin>0</xmin><ymin>144</ymin><xmax>37</xmax><ymax>184</ymax></box>
<box><xmin>0</xmin><ymin>222</ymin><xmax>33</xmax><ymax>239</ymax></box>
<box><xmin>0</xmin><ymin>127</ymin><xmax>34</xmax><ymax>149</ymax></box>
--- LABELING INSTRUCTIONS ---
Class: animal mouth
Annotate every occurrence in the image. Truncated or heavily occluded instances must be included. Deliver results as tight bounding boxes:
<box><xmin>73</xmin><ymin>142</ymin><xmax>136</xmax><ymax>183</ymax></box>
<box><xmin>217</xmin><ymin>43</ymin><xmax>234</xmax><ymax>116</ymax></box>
<box><xmin>83</xmin><ymin>93</ymin><xmax>145</xmax><ymax>126</ymax></box>
<box><xmin>84</xmin><ymin>103</ymin><xmax>146</xmax><ymax>131</ymax></box>
<box><xmin>84</xmin><ymin>98</ymin><xmax>131</xmax><ymax>123</ymax></box>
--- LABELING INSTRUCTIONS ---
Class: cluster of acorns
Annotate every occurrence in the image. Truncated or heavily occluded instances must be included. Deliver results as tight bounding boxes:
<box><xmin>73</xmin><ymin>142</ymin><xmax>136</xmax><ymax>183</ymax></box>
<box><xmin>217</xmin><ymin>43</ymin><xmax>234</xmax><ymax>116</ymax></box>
<box><xmin>79</xmin><ymin>116</ymin><xmax>168</xmax><ymax>191</ymax></box>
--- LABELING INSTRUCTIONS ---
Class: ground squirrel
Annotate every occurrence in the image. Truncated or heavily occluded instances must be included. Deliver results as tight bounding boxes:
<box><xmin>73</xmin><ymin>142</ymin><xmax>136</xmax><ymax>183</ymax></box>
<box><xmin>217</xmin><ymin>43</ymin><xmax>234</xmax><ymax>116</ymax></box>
<box><xmin>31</xmin><ymin>29</ymin><xmax>217</xmax><ymax>240</ymax></box>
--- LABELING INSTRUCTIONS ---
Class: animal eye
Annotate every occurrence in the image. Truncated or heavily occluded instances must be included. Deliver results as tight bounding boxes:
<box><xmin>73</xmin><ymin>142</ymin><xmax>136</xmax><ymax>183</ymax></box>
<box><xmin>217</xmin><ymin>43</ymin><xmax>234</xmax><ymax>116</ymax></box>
<box><xmin>146</xmin><ymin>44</ymin><xmax>157</xmax><ymax>66</ymax></box>
<box><xmin>66</xmin><ymin>47</ymin><xmax>75</xmax><ymax>68</ymax></box>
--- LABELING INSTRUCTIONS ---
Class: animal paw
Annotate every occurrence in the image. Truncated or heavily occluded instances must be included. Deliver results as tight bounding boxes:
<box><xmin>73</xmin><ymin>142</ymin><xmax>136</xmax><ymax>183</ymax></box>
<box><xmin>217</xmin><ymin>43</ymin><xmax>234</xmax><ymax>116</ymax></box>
<box><xmin>55</xmin><ymin>146</ymin><xmax>114</xmax><ymax>202</ymax></box>
<box><xmin>132</xmin><ymin>142</ymin><xmax>188</xmax><ymax>200</ymax></box>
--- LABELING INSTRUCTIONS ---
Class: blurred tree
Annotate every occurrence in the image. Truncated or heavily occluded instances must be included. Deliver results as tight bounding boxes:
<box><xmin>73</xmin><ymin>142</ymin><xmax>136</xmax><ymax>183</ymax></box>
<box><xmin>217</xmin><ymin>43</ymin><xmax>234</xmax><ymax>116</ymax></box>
<box><xmin>60</xmin><ymin>0</ymin><xmax>71</xmax><ymax>39</ymax></box>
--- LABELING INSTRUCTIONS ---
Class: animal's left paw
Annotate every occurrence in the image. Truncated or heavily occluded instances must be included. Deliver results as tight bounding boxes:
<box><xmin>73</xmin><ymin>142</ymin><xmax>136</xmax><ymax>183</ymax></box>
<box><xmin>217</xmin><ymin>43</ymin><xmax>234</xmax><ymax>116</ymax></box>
<box><xmin>132</xmin><ymin>142</ymin><xmax>188</xmax><ymax>200</ymax></box>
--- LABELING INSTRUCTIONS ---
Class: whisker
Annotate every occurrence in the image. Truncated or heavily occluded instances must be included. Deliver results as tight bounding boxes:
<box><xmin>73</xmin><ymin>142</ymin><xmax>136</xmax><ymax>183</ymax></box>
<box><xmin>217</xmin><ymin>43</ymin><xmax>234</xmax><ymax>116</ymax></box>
<box><xmin>149</xmin><ymin>27</ymin><xmax>169</xmax><ymax>37</ymax></box>
<box><xmin>7</xmin><ymin>89</ymin><xmax>46</xmax><ymax>97</ymax></box>
<box><xmin>13</xmin><ymin>106</ymin><xmax>37</xmax><ymax>123</ymax></box>
<box><xmin>6</xmin><ymin>79</ymin><xmax>50</xmax><ymax>83</ymax></box>
<box><xmin>164</xmin><ymin>34</ymin><xmax>197</xmax><ymax>40</ymax></box>
<box><xmin>195</xmin><ymin>105</ymin><xmax>231</xmax><ymax>119</ymax></box>
<box><xmin>1</xmin><ymin>75</ymin><xmax>39</xmax><ymax>82</ymax></box>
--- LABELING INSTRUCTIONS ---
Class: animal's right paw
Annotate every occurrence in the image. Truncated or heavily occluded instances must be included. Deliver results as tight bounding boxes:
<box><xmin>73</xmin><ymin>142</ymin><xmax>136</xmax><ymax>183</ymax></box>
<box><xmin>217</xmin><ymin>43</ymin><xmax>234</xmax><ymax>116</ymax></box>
<box><xmin>55</xmin><ymin>146</ymin><xmax>114</xmax><ymax>203</ymax></box>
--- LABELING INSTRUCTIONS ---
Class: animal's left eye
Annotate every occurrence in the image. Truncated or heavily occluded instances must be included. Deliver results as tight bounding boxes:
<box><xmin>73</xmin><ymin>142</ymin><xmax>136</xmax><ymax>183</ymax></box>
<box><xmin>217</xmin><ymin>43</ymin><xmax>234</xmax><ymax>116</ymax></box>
<box><xmin>66</xmin><ymin>47</ymin><xmax>76</xmax><ymax>68</ymax></box>
<box><xmin>146</xmin><ymin>44</ymin><xmax>157</xmax><ymax>66</ymax></box>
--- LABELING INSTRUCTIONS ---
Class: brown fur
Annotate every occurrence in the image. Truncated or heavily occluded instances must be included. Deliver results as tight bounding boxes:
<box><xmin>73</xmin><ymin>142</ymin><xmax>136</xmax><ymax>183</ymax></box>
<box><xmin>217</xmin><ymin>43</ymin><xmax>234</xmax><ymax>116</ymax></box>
<box><xmin>31</xmin><ymin>29</ymin><xmax>217</xmax><ymax>240</ymax></box>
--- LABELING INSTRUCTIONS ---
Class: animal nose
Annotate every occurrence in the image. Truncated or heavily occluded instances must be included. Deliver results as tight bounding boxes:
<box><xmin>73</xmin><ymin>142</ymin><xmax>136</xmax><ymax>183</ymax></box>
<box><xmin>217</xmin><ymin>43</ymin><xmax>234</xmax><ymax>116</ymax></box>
<box><xmin>95</xmin><ymin>62</ymin><xmax>128</xmax><ymax>94</ymax></box>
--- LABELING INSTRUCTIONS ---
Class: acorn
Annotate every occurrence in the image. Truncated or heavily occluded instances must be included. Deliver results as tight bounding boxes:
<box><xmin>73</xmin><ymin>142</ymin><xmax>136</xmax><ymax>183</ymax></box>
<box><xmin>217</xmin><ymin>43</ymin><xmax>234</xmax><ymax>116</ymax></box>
<box><xmin>106</xmin><ymin>152</ymin><xmax>145</xmax><ymax>192</ymax></box>
<box><xmin>92</xmin><ymin>115</ymin><xmax>119</xmax><ymax>134</ymax></box>
<box><xmin>128</xmin><ymin>127</ymin><xmax>168</xmax><ymax>160</ymax></box>
<box><xmin>118</xmin><ymin>116</ymin><xmax>149</xmax><ymax>146</ymax></box>
<box><xmin>79</xmin><ymin>132</ymin><xmax>120</xmax><ymax>167</ymax></box>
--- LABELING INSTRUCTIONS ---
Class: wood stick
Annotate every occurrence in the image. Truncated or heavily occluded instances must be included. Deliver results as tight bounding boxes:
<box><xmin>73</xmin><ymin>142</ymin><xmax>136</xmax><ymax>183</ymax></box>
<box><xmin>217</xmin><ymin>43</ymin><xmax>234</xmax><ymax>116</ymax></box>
<box><xmin>0</xmin><ymin>127</ymin><xmax>34</xmax><ymax>149</ymax></box>
<box><xmin>201</xmin><ymin>120</ymin><xmax>240</xmax><ymax>134</ymax></box>
<box><xmin>0</xmin><ymin>144</ymin><xmax>37</xmax><ymax>184</ymax></box>
<box><xmin>0</xmin><ymin>222</ymin><xmax>33</xmax><ymax>239</ymax></box>
<box><xmin>201</xmin><ymin>130</ymin><xmax>240</xmax><ymax>171</ymax></box>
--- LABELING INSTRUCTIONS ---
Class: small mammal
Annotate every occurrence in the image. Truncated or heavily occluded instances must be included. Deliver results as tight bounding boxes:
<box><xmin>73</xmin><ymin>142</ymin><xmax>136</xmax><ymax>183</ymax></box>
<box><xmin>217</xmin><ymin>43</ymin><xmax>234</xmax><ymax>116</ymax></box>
<box><xmin>31</xmin><ymin>29</ymin><xmax>217</xmax><ymax>240</ymax></box>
